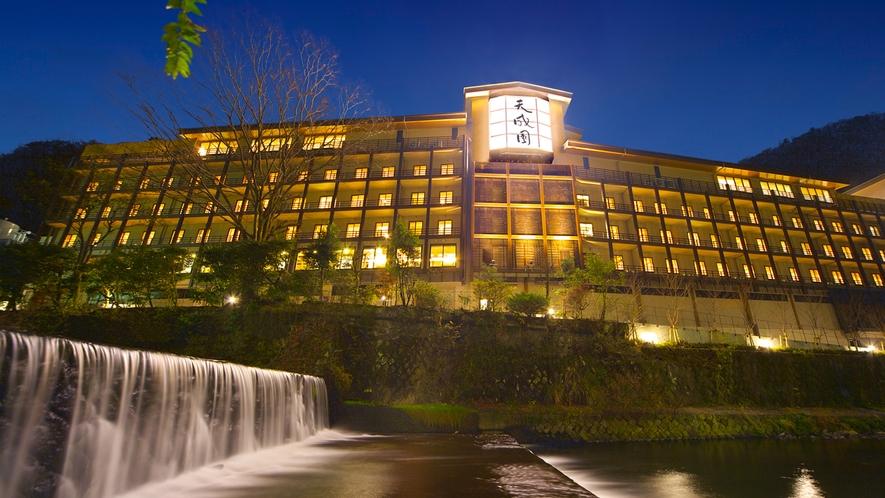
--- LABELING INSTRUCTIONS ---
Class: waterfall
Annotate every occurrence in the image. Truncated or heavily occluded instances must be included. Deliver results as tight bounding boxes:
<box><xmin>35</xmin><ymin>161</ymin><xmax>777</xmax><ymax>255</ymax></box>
<box><xmin>0</xmin><ymin>331</ymin><xmax>328</xmax><ymax>498</ymax></box>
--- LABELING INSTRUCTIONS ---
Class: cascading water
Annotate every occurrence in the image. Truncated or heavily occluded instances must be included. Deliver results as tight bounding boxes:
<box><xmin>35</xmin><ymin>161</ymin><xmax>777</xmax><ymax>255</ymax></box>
<box><xmin>0</xmin><ymin>331</ymin><xmax>328</xmax><ymax>498</ymax></box>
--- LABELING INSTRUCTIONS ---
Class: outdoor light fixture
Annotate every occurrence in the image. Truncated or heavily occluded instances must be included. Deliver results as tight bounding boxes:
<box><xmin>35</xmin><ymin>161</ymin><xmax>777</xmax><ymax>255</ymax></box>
<box><xmin>639</xmin><ymin>332</ymin><xmax>658</xmax><ymax>344</ymax></box>
<box><xmin>225</xmin><ymin>296</ymin><xmax>238</xmax><ymax>305</ymax></box>
<box><xmin>756</xmin><ymin>338</ymin><xmax>774</xmax><ymax>349</ymax></box>
<box><xmin>480</xmin><ymin>299</ymin><xmax>489</xmax><ymax>310</ymax></box>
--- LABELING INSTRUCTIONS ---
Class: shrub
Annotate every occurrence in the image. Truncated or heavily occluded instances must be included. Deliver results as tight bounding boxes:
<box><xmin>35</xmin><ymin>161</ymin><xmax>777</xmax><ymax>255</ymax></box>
<box><xmin>507</xmin><ymin>291</ymin><xmax>549</xmax><ymax>317</ymax></box>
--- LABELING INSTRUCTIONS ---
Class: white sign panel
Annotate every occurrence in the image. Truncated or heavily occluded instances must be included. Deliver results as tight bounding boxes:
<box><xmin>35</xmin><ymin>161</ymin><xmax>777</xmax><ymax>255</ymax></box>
<box><xmin>489</xmin><ymin>96</ymin><xmax>552</xmax><ymax>153</ymax></box>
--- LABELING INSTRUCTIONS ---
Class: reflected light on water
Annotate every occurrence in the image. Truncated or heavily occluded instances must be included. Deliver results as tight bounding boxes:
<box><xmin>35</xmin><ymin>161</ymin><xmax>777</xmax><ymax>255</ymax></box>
<box><xmin>790</xmin><ymin>468</ymin><xmax>824</xmax><ymax>498</ymax></box>
<box><xmin>648</xmin><ymin>470</ymin><xmax>707</xmax><ymax>498</ymax></box>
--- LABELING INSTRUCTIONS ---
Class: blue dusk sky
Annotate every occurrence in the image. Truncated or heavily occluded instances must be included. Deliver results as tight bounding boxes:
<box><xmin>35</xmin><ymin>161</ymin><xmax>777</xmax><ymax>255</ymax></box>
<box><xmin>1</xmin><ymin>1</ymin><xmax>883</xmax><ymax>163</ymax></box>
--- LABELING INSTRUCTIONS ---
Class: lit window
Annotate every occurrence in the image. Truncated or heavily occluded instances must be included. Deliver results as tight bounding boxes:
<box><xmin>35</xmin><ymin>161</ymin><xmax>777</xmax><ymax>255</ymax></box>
<box><xmin>831</xmin><ymin>221</ymin><xmax>844</xmax><ymax>232</ymax></box>
<box><xmin>760</xmin><ymin>181</ymin><xmax>794</xmax><ymax>198</ymax></box>
<box><xmin>440</xmin><ymin>163</ymin><xmax>454</xmax><ymax>175</ymax></box>
<box><xmin>171</xmin><ymin>230</ymin><xmax>185</xmax><ymax>244</ymax></box>
<box><xmin>813</xmin><ymin>219</ymin><xmax>824</xmax><ymax>231</ymax></box>
<box><xmin>313</xmin><ymin>224</ymin><xmax>328</xmax><ymax>239</ymax></box>
<box><xmin>717</xmin><ymin>176</ymin><xmax>752</xmax><ymax>193</ymax></box>
<box><xmin>692</xmin><ymin>233</ymin><xmax>701</xmax><ymax>246</ymax></box>
<box><xmin>655</xmin><ymin>203</ymin><xmax>668</xmax><ymax>214</ymax></box>
<box><xmin>408</xmin><ymin>221</ymin><xmax>423</xmax><ymax>235</ymax></box>
<box><xmin>361</xmin><ymin>247</ymin><xmax>387</xmax><ymax>269</ymax></box>
<box><xmin>430</xmin><ymin>244</ymin><xmax>457</xmax><ymax>267</ymax></box>
<box><xmin>851</xmin><ymin>272</ymin><xmax>863</xmax><ymax>285</ymax></box>
<box><xmin>717</xmin><ymin>262</ymin><xmax>727</xmax><ymax>277</ymax></box>
<box><xmin>772</xmin><ymin>215</ymin><xmax>782</xmax><ymax>226</ymax></box>
<box><xmin>351</xmin><ymin>194</ymin><xmax>364</xmax><ymax>207</ymax></box>
<box><xmin>291</xmin><ymin>198</ymin><xmax>302</xmax><ymax>210</ymax></box>
<box><xmin>235</xmin><ymin>199</ymin><xmax>249</xmax><ymax>212</ymax></box>
<box><xmin>75</xmin><ymin>208</ymin><xmax>88</xmax><ymax>219</ymax></box>
<box><xmin>318</xmin><ymin>196</ymin><xmax>333</xmax><ymax>209</ymax></box>
<box><xmin>800</xmin><ymin>187</ymin><xmax>832</xmax><ymax>203</ymax></box>
<box><xmin>614</xmin><ymin>255</ymin><xmax>625</xmax><ymax>270</ymax></box>
<box><xmin>634</xmin><ymin>200</ymin><xmax>644</xmax><ymax>212</ymax></box>
<box><xmin>831</xmin><ymin>271</ymin><xmax>844</xmax><ymax>285</ymax></box>
<box><xmin>681</xmin><ymin>205</ymin><xmax>693</xmax><ymax>217</ymax></box>
<box><xmin>153</xmin><ymin>203</ymin><xmax>165</xmax><ymax>215</ymax></box>
<box><xmin>801</xmin><ymin>242</ymin><xmax>812</xmax><ymax>255</ymax></box>
<box><xmin>189</xmin><ymin>176</ymin><xmax>200</xmax><ymax>186</ymax></box>
<box><xmin>728</xmin><ymin>210</ymin><xmax>736</xmax><ymax>222</ymax></box>
<box><xmin>862</xmin><ymin>247</ymin><xmax>873</xmax><ymax>260</ymax></box>
<box><xmin>375</xmin><ymin>222</ymin><xmax>390</xmax><ymax>238</ymax></box>
<box><xmin>180</xmin><ymin>202</ymin><xmax>193</xmax><ymax>215</ymax></box>
<box><xmin>438</xmin><ymin>220</ymin><xmax>453</xmax><ymax>235</ymax></box>
<box><xmin>379</xmin><ymin>193</ymin><xmax>392</xmax><ymax>206</ymax></box>
<box><xmin>200</xmin><ymin>141</ymin><xmax>236</xmax><ymax>155</ymax></box>
<box><xmin>841</xmin><ymin>246</ymin><xmax>853</xmax><ymax>259</ymax></box>
<box><xmin>294</xmin><ymin>251</ymin><xmax>310</xmax><ymax>270</ymax></box>
<box><xmin>297</xmin><ymin>171</ymin><xmax>308</xmax><ymax>181</ymax></box>
<box><xmin>251</xmin><ymin>137</ymin><xmax>290</xmax><ymax>152</ymax></box>
<box><xmin>62</xmin><ymin>234</ymin><xmax>78</xmax><ymax>248</ymax></box>
<box><xmin>355</xmin><ymin>168</ymin><xmax>368</xmax><ymax>179</ymax></box>
<box><xmin>411</xmin><ymin>192</ymin><xmax>425</xmax><ymax>205</ymax></box>
<box><xmin>780</xmin><ymin>240</ymin><xmax>790</xmax><ymax>253</ymax></box>
<box><xmin>163</xmin><ymin>177</ymin><xmax>175</xmax><ymax>187</ymax></box>
<box><xmin>703</xmin><ymin>208</ymin><xmax>711</xmax><ymax>219</ymax></box>
<box><xmin>748</xmin><ymin>212</ymin><xmax>758</xmax><ymax>224</ymax></box>
<box><xmin>579</xmin><ymin>223</ymin><xmax>593</xmax><ymax>237</ymax></box>
<box><xmin>661</xmin><ymin>230</ymin><xmax>673</xmax><ymax>244</ymax></box>
<box><xmin>90</xmin><ymin>233</ymin><xmax>100</xmax><ymax>246</ymax></box>
<box><xmin>638</xmin><ymin>228</ymin><xmax>649</xmax><ymax>242</ymax></box>
<box><xmin>196</xmin><ymin>229</ymin><xmax>209</xmax><ymax>243</ymax></box>
<box><xmin>789</xmin><ymin>268</ymin><xmax>799</xmax><ymax>282</ymax></box>
<box><xmin>735</xmin><ymin>236</ymin><xmax>744</xmax><ymax>250</ymax></box>
<box><xmin>852</xmin><ymin>224</ymin><xmax>863</xmax><ymax>235</ymax></box>
<box><xmin>119</xmin><ymin>232</ymin><xmax>130</xmax><ymax>245</ymax></box>
<box><xmin>439</xmin><ymin>191</ymin><xmax>453</xmax><ymax>204</ymax></box>
<box><xmin>129</xmin><ymin>205</ymin><xmax>140</xmax><ymax>217</ymax></box>
<box><xmin>139</xmin><ymin>179</ymin><xmax>151</xmax><ymax>189</ymax></box>
<box><xmin>695</xmin><ymin>261</ymin><xmax>707</xmax><ymax>276</ymax></box>
<box><xmin>879</xmin><ymin>249</ymin><xmax>885</xmax><ymax>261</ymax></box>
<box><xmin>268</xmin><ymin>172</ymin><xmax>279</xmax><ymax>183</ymax></box>
<box><xmin>643</xmin><ymin>257</ymin><xmax>655</xmax><ymax>273</ymax></box>
<box><xmin>606</xmin><ymin>197</ymin><xmax>616</xmax><ymax>209</ymax></box>
<box><xmin>144</xmin><ymin>230</ymin><xmax>156</xmax><ymax>245</ymax></box>
<box><xmin>764</xmin><ymin>266</ymin><xmax>775</xmax><ymax>280</ymax></box>
<box><xmin>755</xmin><ymin>238</ymin><xmax>766</xmax><ymax>251</ymax></box>
<box><xmin>214</xmin><ymin>175</ymin><xmax>225</xmax><ymax>185</ymax></box>
<box><xmin>576</xmin><ymin>195</ymin><xmax>590</xmax><ymax>207</ymax></box>
<box><xmin>743</xmin><ymin>264</ymin><xmax>754</xmax><ymax>278</ymax></box>
<box><xmin>345</xmin><ymin>223</ymin><xmax>361</xmax><ymax>238</ymax></box>
<box><xmin>874</xmin><ymin>274</ymin><xmax>884</xmax><ymax>287</ymax></box>
<box><xmin>260</xmin><ymin>199</ymin><xmax>269</xmax><ymax>211</ymax></box>
<box><xmin>324</xmin><ymin>170</ymin><xmax>337</xmax><ymax>180</ymax></box>
<box><xmin>381</xmin><ymin>166</ymin><xmax>395</xmax><ymax>178</ymax></box>
<box><xmin>710</xmin><ymin>234</ymin><xmax>719</xmax><ymax>248</ymax></box>
<box><xmin>809</xmin><ymin>269</ymin><xmax>822</xmax><ymax>283</ymax></box>
<box><xmin>302</xmin><ymin>134</ymin><xmax>345</xmax><ymax>150</ymax></box>
<box><xmin>226</xmin><ymin>228</ymin><xmax>239</xmax><ymax>242</ymax></box>
<box><xmin>86</xmin><ymin>181</ymin><xmax>99</xmax><ymax>192</ymax></box>
<box><xmin>413</xmin><ymin>165</ymin><xmax>427</xmax><ymax>176</ymax></box>
<box><xmin>100</xmin><ymin>206</ymin><xmax>112</xmax><ymax>218</ymax></box>
<box><xmin>792</xmin><ymin>217</ymin><xmax>803</xmax><ymax>229</ymax></box>
<box><xmin>871</xmin><ymin>226</ymin><xmax>881</xmax><ymax>237</ymax></box>
<box><xmin>822</xmin><ymin>244</ymin><xmax>834</xmax><ymax>257</ymax></box>
<box><xmin>284</xmin><ymin>226</ymin><xmax>296</xmax><ymax>241</ymax></box>
<box><xmin>666</xmin><ymin>259</ymin><xmax>679</xmax><ymax>274</ymax></box>
<box><xmin>609</xmin><ymin>225</ymin><xmax>620</xmax><ymax>240</ymax></box>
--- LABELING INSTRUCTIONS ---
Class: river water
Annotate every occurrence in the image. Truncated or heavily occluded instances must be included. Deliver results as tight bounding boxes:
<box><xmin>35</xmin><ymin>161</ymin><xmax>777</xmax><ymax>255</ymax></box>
<box><xmin>534</xmin><ymin>437</ymin><xmax>885</xmax><ymax>498</ymax></box>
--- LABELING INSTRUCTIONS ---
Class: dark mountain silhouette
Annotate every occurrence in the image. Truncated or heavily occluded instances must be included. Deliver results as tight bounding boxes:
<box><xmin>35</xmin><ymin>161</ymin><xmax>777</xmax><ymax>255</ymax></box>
<box><xmin>740</xmin><ymin>112</ymin><xmax>885</xmax><ymax>187</ymax></box>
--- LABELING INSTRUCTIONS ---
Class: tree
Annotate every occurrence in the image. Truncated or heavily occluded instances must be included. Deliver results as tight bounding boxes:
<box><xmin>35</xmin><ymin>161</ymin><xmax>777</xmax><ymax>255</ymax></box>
<box><xmin>386</xmin><ymin>219</ymin><xmax>420</xmax><ymax>306</ymax></box>
<box><xmin>507</xmin><ymin>291</ymin><xmax>549</xmax><ymax>317</ymax></box>
<box><xmin>0</xmin><ymin>243</ymin><xmax>75</xmax><ymax>311</ymax></box>
<box><xmin>191</xmin><ymin>239</ymin><xmax>293</xmax><ymax>305</ymax></box>
<box><xmin>660</xmin><ymin>271</ymin><xmax>693</xmax><ymax>343</ymax></box>
<box><xmin>557</xmin><ymin>254</ymin><xmax>624</xmax><ymax>320</ymax></box>
<box><xmin>85</xmin><ymin>246</ymin><xmax>192</xmax><ymax>307</ymax></box>
<box><xmin>472</xmin><ymin>264</ymin><xmax>511</xmax><ymax>312</ymax></box>
<box><xmin>304</xmin><ymin>222</ymin><xmax>342</xmax><ymax>301</ymax></box>
<box><xmin>124</xmin><ymin>18</ymin><xmax>388</xmax><ymax>241</ymax></box>
<box><xmin>163</xmin><ymin>0</ymin><xmax>206</xmax><ymax>79</ymax></box>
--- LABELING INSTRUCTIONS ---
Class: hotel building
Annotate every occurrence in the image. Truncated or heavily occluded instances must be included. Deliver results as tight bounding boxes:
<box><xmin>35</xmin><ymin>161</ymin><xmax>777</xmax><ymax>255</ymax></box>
<box><xmin>42</xmin><ymin>82</ymin><xmax>885</xmax><ymax>349</ymax></box>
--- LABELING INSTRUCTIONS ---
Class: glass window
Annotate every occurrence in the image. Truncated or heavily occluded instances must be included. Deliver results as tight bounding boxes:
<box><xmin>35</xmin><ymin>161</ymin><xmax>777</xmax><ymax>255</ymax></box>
<box><xmin>760</xmin><ymin>181</ymin><xmax>794</xmax><ymax>197</ymax></box>
<box><xmin>86</xmin><ymin>182</ymin><xmax>99</xmax><ymax>192</ymax></box>
<box><xmin>764</xmin><ymin>266</ymin><xmax>775</xmax><ymax>280</ymax></box>
<box><xmin>318</xmin><ymin>196</ymin><xmax>332</xmax><ymax>209</ymax></box>
<box><xmin>638</xmin><ymin>228</ymin><xmax>649</xmax><ymax>242</ymax></box>
<box><xmin>430</xmin><ymin>244</ymin><xmax>457</xmax><ymax>267</ymax></box>
<box><xmin>813</xmin><ymin>219</ymin><xmax>824</xmax><ymax>230</ymax></box>
<box><xmin>643</xmin><ymin>257</ymin><xmax>655</xmax><ymax>273</ymax></box>
<box><xmin>361</xmin><ymin>247</ymin><xmax>387</xmax><ymax>269</ymax></box>
<box><xmin>772</xmin><ymin>215</ymin><xmax>782</xmax><ymax>226</ymax></box>
<box><xmin>284</xmin><ymin>226</ymin><xmax>296</xmax><ymax>241</ymax></box>
<box><xmin>411</xmin><ymin>192</ymin><xmax>425</xmax><ymax>205</ymax></box>
<box><xmin>144</xmin><ymin>230</ymin><xmax>156</xmax><ymax>245</ymax></box>
<box><xmin>140</xmin><ymin>178</ymin><xmax>151</xmax><ymax>189</ymax></box>
<box><xmin>614</xmin><ymin>255</ymin><xmax>625</xmax><ymax>270</ymax></box>
<box><xmin>609</xmin><ymin>225</ymin><xmax>620</xmax><ymax>239</ymax></box>
<box><xmin>748</xmin><ymin>212</ymin><xmax>758</xmax><ymax>224</ymax></box>
<box><xmin>302</xmin><ymin>134</ymin><xmax>345</xmax><ymax>150</ymax></box>
<box><xmin>440</xmin><ymin>163</ymin><xmax>454</xmax><ymax>175</ymax></box>
<box><xmin>681</xmin><ymin>205</ymin><xmax>693</xmax><ymax>217</ymax></box>
<box><xmin>862</xmin><ymin>247</ymin><xmax>873</xmax><ymax>260</ymax></box>
<box><xmin>717</xmin><ymin>262</ymin><xmax>727</xmax><ymax>277</ymax></box>
<box><xmin>379</xmin><ymin>193</ymin><xmax>392</xmax><ymax>206</ymax></box>
<box><xmin>225</xmin><ymin>228</ymin><xmax>239</xmax><ymax>242</ymax></box>
<box><xmin>291</xmin><ymin>197</ymin><xmax>302</xmax><ymax>210</ymax></box>
<box><xmin>199</xmin><ymin>141</ymin><xmax>236</xmax><ymax>155</ymax></box>
<box><xmin>439</xmin><ymin>191</ymin><xmax>453</xmax><ymax>204</ymax></box>
<box><xmin>251</xmin><ymin>137</ymin><xmax>290</xmax><ymax>152</ymax></box>
<box><xmin>268</xmin><ymin>172</ymin><xmax>279</xmax><ymax>183</ymax></box>
<box><xmin>324</xmin><ymin>170</ymin><xmax>337</xmax><ymax>180</ymax></box>
<box><xmin>438</xmin><ymin>220</ymin><xmax>453</xmax><ymax>235</ymax></box>
<box><xmin>579</xmin><ymin>223</ymin><xmax>593</xmax><ymax>237</ymax></box>
<box><xmin>831</xmin><ymin>221</ymin><xmax>844</xmax><ymax>232</ymax></box>
<box><xmin>75</xmin><ymin>208</ymin><xmax>88</xmax><ymax>219</ymax></box>
<box><xmin>831</xmin><ymin>271</ymin><xmax>844</xmax><ymax>285</ymax></box>
<box><xmin>801</xmin><ymin>242</ymin><xmax>812</xmax><ymax>255</ymax></box>
<box><xmin>313</xmin><ymin>224</ymin><xmax>328</xmax><ymax>239</ymax></box>
<box><xmin>153</xmin><ymin>203</ymin><xmax>165</xmax><ymax>215</ymax></box>
<box><xmin>695</xmin><ymin>261</ymin><xmax>707</xmax><ymax>276</ymax></box>
<box><xmin>666</xmin><ymin>259</ymin><xmax>679</xmax><ymax>274</ymax></box>
<box><xmin>576</xmin><ymin>195</ymin><xmax>590</xmax><ymax>206</ymax></box>
<box><xmin>852</xmin><ymin>223</ymin><xmax>863</xmax><ymax>234</ymax></box>
<box><xmin>62</xmin><ymin>234</ymin><xmax>78</xmax><ymax>248</ymax></box>
<box><xmin>408</xmin><ymin>221</ymin><xmax>423</xmax><ymax>236</ymax></box>
<box><xmin>345</xmin><ymin>223</ymin><xmax>360</xmax><ymax>238</ymax></box>
<box><xmin>874</xmin><ymin>274</ymin><xmax>884</xmax><ymax>287</ymax></box>
<box><xmin>789</xmin><ymin>268</ymin><xmax>799</xmax><ymax>282</ymax></box>
<box><xmin>755</xmin><ymin>238</ymin><xmax>766</xmax><ymax>251</ymax></box>
<box><xmin>800</xmin><ymin>187</ymin><xmax>832</xmax><ymax>203</ymax></box>
<box><xmin>717</xmin><ymin>176</ymin><xmax>752</xmax><ymax>193</ymax></box>
<box><xmin>375</xmin><ymin>222</ymin><xmax>389</xmax><ymax>238</ymax></box>
<box><xmin>381</xmin><ymin>166</ymin><xmax>395</xmax><ymax>178</ymax></box>
<box><xmin>841</xmin><ymin>246</ymin><xmax>853</xmax><ymax>259</ymax></box>
<box><xmin>634</xmin><ymin>200</ymin><xmax>644</xmax><ymax>212</ymax></box>
<box><xmin>119</xmin><ymin>232</ymin><xmax>131</xmax><ymax>245</ymax></box>
<box><xmin>809</xmin><ymin>269</ymin><xmax>822</xmax><ymax>283</ymax></box>
<box><xmin>606</xmin><ymin>197</ymin><xmax>616</xmax><ymax>209</ymax></box>
<box><xmin>851</xmin><ymin>272</ymin><xmax>863</xmax><ymax>285</ymax></box>
<box><xmin>204</xmin><ymin>202</ymin><xmax>213</xmax><ymax>213</ymax></box>
<box><xmin>792</xmin><ymin>217</ymin><xmax>803</xmax><ymax>228</ymax></box>
<box><xmin>871</xmin><ymin>226</ymin><xmax>881</xmax><ymax>237</ymax></box>
<box><xmin>413</xmin><ymin>165</ymin><xmax>427</xmax><ymax>176</ymax></box>
<box><xmin>355</xmin><ymin>168</ymin><xmax>368</xmax><ymax>179</ymax></box>
<box><xmin>822</xmin><ymin>244</ymin><xmax>834</xmax><ymax>257</ymax></box>
<box><xmin>351</xmin><ymin>194</ymin><xmax>364</xmax><ymax>207</ymax></box>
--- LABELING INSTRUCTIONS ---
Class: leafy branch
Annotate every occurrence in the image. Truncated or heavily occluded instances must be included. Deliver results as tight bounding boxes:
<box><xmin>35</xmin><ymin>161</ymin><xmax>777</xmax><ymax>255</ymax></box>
<box><xmin>163</xmin><ymin>0</ymin><xmax>207</xmax><ymax>78</ymax></box>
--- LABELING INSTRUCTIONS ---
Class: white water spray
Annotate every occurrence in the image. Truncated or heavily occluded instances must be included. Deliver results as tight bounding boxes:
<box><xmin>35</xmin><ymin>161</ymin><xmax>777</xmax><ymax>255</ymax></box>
<box><xmin>0</xmin><ymin>331</ymin><xmax>328</xmax><ymax>498</ymax></box>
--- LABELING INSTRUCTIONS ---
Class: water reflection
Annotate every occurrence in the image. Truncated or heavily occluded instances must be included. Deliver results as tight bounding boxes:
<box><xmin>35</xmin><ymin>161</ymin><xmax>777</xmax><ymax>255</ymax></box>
<box><xmin>535</xmin><ymin>438</ymin><xmax>885</xmax><ymax>498</ymax></box>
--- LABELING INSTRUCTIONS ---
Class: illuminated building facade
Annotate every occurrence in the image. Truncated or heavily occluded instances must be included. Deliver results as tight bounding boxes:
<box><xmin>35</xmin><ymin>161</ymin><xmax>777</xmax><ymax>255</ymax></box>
<box><xmin>43</xmin><ymin>82</ymin><xmax>885</xmax><ymax>349</ymax></box>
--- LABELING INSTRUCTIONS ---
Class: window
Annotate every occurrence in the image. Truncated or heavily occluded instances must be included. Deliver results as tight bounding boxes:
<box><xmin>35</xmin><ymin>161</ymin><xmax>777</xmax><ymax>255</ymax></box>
<box><xmin>302</xmin><ymin>134</ymin><xmax>345</xmax><ymax>150</ymax></box>
<box><xmin>743</xmin><ymin>264</ymin><xmax>754</xmax><ymax>278</ymax></box>
<box><xmin>86</xmin><ymin>181</ymin><xmax>99</xmax><ymax>192</ymax></box>
<box><xmin>199</xmin><ymin>141</ymin><xmax>236</xmax><ymax>155</ymax></box>
<box><xmin>438</xmin><ymin>220</ymin><xmax>453</xmax><ymax>235</ymax></box>
<box><xmin>831</xmin><ymin>221</ymin><xmax>844</xmax><ymax>232</ymax></box>
<box><xmin>606</xmin><ymin>197</ymin><xmax>616</xmax><ymax>209</ymax></box>
<box><xmin>313</xmin><ymin>224</ymin><xmax>328</xmax><ymax>239</ymax></box>
<box><xmin>792</xmin><ymin>217</ymin><xmax>803</xmax><ymax>229</ymax></box>
<box><xmin>710</xmin><ymin>234</ymin><xmax>720</xmax><ymax>248</ymax></box>
<box><xmin>291</xmin><ymin>197</ymin><xmax>302</xmax><ymax>210</ymax></box>
<box><xmin>350</xmin><ymin>194</ymin><xmax>364</xmax><ymax>207</ymax></box>
<box><xmin>355</xmin><ymin>167</ymin><xmax>368</xmax><ymax>179</ymax></box>
<box><xmin>153</xmin><ymin>203</ymin><xmax>165</xmax><ymax>215</ymax></box>
<box><xmin>772</xmin><ymin>215</ymin><xmax>782</xmax><ymax>226</ymax></box>
<box><xmin>841</xmin><ymin>246</ymin><xmax>853</xmax><ymax>259</ymax></box>
<box><xmin>655</xmin><ymin>203</ymin><xmax>667</xmax><ymax>214</ymax></box>
<box><xmin>638</xmin><ymin>228</ymin><xmax>649</xmax><ymax>242</ymax></box>
<box><xmin>760</xmin><ymin>181</ymin><xmax>794</xmax><ymax>198</ymax></box>
<box><xmin>813</xmin><ymin>219</ymin><xmax>824</xmax><ymax>231</ymax></box>
<box><xmin>440</xmin><ymin>163</ymin><xmax>454</xmax><ymax>175</ymax></box>
<box><xmin>180</xmin><ymin>202</ymin><xmax>193</xmax><ymax>215</ymax></box>
<box><xmin>196</xmin><ymin>229</ymin><xmax>209</xmax><ymax>243</ymax></box>
<box><xmin>163</xmin><ymin>177</ymin><xmax>175</xmax><ymax>187</ymax></box>
<box><xmin>261</xmin><ymin>199</ymin><xmax>269</xmax><ymax>211</ymax></box>
<box><xmin>202</xmin><ymin>202</ymin><xmax>213</xmax><ymax>214</ymax></box>
<box><xmin>171</xmin><ymin>230</ymin><xmax>185</xmax><ymax>244</ymax></box>
<box><xmin>614</xmin><ymin>255</ymin><xmax>625</xmax><ymax>270</ymax></box>
<box><xmin>297</xmin><ymin>171</ymin><xmax>308</xmax><ymax>181</ymax></box>
<box><xmin>717</xmin><ymin>176</ymin><xmax>752</xmax><ymax>193</ymax></box>
<box><xmin>408</xmin><ymin>221</ymin><xmax>423</xmax><ymax>236</ymax></box>
<box><xmin>831</xmin><ymin>271</ymin><xmax>844</xmax><ymax>285</ymax></box>
<box><xmin>666</xmin><ymin>259</ymin><xmax>679</xmax><ymax>274</ymax></box>
<box><xmin>126</xmin><ymin>204</ymin><xmax>139</xmax><ymax>217</ymax></box>
<box><xmin>345</xmin><ymin>223</ymin><xmax>361</xmax><ymax>238</ymax></box>
<box><xmin>62</xmin><ymin>234</ymin><xmax>78</xmax><ymax>248</ymax></box>
<box><xmin>100</xmin><ymin>206</ymin><xmax>112</xmax><ymax>218</ymax></box>
<box><xmin>717</xmin><ymin>262</ymin><xmax>727</xmax><ymax>277</ymax></box>
<box><xmin>139</xmin><ymin>178</ymin><xmax>151</xmax><ymax>189</ymax></box>
<box><xmin>323</xmin><ymin>169</ymin><xmax>337</xmax><ymax>180</ymax></box>
<box><xmin>800</xmin><ymin>187</ymin><xmax>832</xmax><ymax>203</ymax></box>
<box><xmin>576</xmin><ymin>195</ymin><xmax>590</xmax><ymax>207</ymax></box>
<box><xmin>439</xmin><ymin>191</ymin><xmax>453</xmax><ymax>204</ymax></box>
<box><xmin>703</xmin><ymin>208</ymin><xmax>711</xmax><ymax>219</ymax></box>
<box><xmin>822</xmin><ymin>244</ymin><xmax>834</xmax><ymax>257</ymax></box>
<box><xmin>359</xmin><ymin>247</ymin><xmax>385</xmax><ymax>269</ymax></box>
<box><xmin>114</xmin><ymin>180</ymin><xmax>123</xmax><ymax>191</ymax></box>
<box><xmin>874</xmin><ymin>274</ymin><xmax>884</xmax><ymax>287</ymax></box>
<box><xmin>862</xmin><ymin>247</ymin><xmax>873</xmax><ymax>260</ymax></box>
<box><xmin>284</xmin><ymin>226</ymin><xmax>296</xmax><ymax>241</ymax></box>
<box><xmin>379</xmin><ymin>193</ymin><xmax>392</xmax><ymax>206</ymax></box>
<box><xmin>375</xmin><ymin>222</ymin><xmax>389</xmax><ymax>238</ymax></box>
<box><xmin>852</xmin><ymin>223</ymin><xmax>863</xmax><ymax>235</ymax></box>
<box><xmin>695</xmin><ymin>261</ymin><xmax>707</xmax><ymax>276</ymax></box>
<box><xmin>780</xmin><ymin>240</ymin><xmax>790</xmax><ymax>253</ymax></box>
<box><xmin>735</xmin><ymin>236</ymin><xmax>744</xmax><ymax>250</ymax></box>
<box><xmin>691</xmin><ymin>232</ymin><xmax>701</xmax><ymax>246</ymax></box>
<box><xmin>789</xmin><ymin>268</ymin><xmax>799</xmax><ymax>282</ymax></box>
<box><xmin>144</xmin><ymin>230</ymin><xmax>156</xmax><ymax>245</ymax></box>
<box><xmin>75</xmin><ymin>208</ymin><xmax>88</xmax><ymax>219</ymax></box>
<box><xmin>429</xmin><ymin>244</ymin><xmax>457</xmax><ymax>267</ymax></box>
<box><xmin>871</xmin><ymin>226</ymin><xmax>881</xmax><ymax>237</ymax></box>
<box><xmin>579</xmin><ymin>223</ymin><xmax>594</xmax><ymax>237</ymax></box>
<box><xmin>661</xmin><ymin>230</ymin><xmax>673</xmax><ymax>244</ymax></box>
<box><xmin>413</xmin><ymin>165</ymin><xmax>427</xmax><ymax>176</ymax></box>
<box><xmin>119</xmin><ymin>232</ymin><xmax>131</xmax><ymax>245</ymax></box>
<box><xmin>634</xmin><ymin>200</ymin><xmax>644</xmax><ymax>212</ymax></box>
<box><xmin>609</xmin><ymin>225</ymin><xmax>620</xmax><ymax>240</ymax></box>
<box><xmin>764</xmin><ymin>266</ymin><xmax>775</xmax><ymax>280</ymax></box>
<box><xmin>755</xmin><ymin>238</ymin><xmax>766</xmax><ymax>251</ymax></box>
<box><xmin>251</xmin><ymin>137</ymin><xmax>290</xmax><ymax>152</ymax></box>
<box><xmin>682</xmin><ymin>205</ymin><xmax>694</xmax><ymax>217</ymax></box>
<box><xmin>801</xmin><ymin>242</ymin><xmax>812</xmax><ymax>255</ymax></box>
<box><xmin>728</xmin><ymin>210</ymin><xmax>736</xmax><ymax>222</ymax></box>
<box><xmin>851</xmin><ymin>272</ymin><xmax>863</xmax><ymax>285</ymax></box>
<box><xmin>235</xmin><ymin>199</ymin><xmax>249</xmax><ymax>212</ymax></box>
<box><xmin>810</xmin><ymin>269</ymin><xmax>822</xmax><ymax>283</ymax></box>
<box><xmin>189</xmin><ymin>175</ymin><xmax>200</xmax><ymax>186</ymax></box>
<box><xmin>880</xmin><ymin>249</ymin><xmax>885</xmax><ymax>261</ymax></box>
<box><xmin>292</xmin><ymin>251</ymin><xmax>309</xmax><ymax>271</ymax></box>
<box><xmin>381</xmin><ymin>166</ymin><xmax>395</xmax><ymax>178</ymax></box>
<box><xmin>643</xmin><ymin>257</ymin><xmax>655</xmax><ymax>273</ymax></box>
<box><xmin>748</xmin><ymin>212</ymin><xmax>758</xmax><ymax>224</ymax></box>
<box><xmin>268</xmin><ymin>172</ymin><xmax>279</xmax><ymax>183</ymax></box>
<box><xmin>226</xmin><ymin>228</ymin><xmax>239</xmax><ymax>242</ymax></box>
<box><xmin>411</xmin><ymin>192</ymin><xmax>425</xmax><ymax>205</ymax></box>
<box><xmin>214</xmin><ymin>175</ymin><xmax>225</xmax><ymax>185</ymax></box>
<box><xmin>318</xmin><ymin>196</ymin><xmax>333</xmax><ymax>209</ymax></box>
<box><xmin>89</xmin><ymin>233</ymin><xmax>100</xmax><ymax>246</ymax></box>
